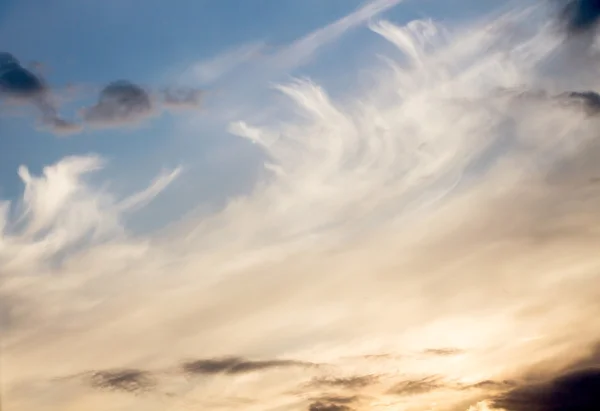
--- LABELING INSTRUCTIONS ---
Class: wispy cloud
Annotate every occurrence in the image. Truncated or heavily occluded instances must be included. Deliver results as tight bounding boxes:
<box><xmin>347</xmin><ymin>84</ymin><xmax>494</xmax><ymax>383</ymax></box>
<box><xmin>269</xmin><ymin>0</ymin><xmax>405</xmax><ymax>70</ymax></box>
<box><xmin>117</xmin><ymin>167</ymin><xmax>183</xmax><ymax>213</ymax></box>
<box><xmin>187</xmin><ymin>42</ymin><xmax>266</xmax><ymax>85</ymax></box>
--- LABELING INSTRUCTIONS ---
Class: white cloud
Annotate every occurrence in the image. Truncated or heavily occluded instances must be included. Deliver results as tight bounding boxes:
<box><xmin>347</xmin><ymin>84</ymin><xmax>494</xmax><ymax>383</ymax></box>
<box><xmin>117</xmin><ymin>167</ymin><xmax>183</xmax><ymax>213</ymax></box>
<box><xmin>181</xmin><ymin>0</ymin><xmax>404</xmax><ymax>90</ymax></box>
<box><xmin>269</xmin><ymin>0</ymin><xmax>406</xmax><ymax>70</ymax></box>
<box><xmin>0</xmin><ymin>157</ymin><xmax>180</xmax><ymax>273</ymax></box>
<box><xmin>3</xmin><ymin>2</ymin><xmax>600</xmax><ymax>411</ymax></box>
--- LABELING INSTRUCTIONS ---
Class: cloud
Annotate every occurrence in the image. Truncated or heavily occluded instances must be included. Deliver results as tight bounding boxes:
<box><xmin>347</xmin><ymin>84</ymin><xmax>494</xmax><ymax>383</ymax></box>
<box><xmin>81</xmin><ymin>80</ymin><xmax>155</xmax><ymax>127</ymax></box>
<box><xmin>309</xmin><ymin>404</ymin><xmax>352</xmax><ymax>411</ymax></box>
<box><xmin>492</xmin><ymin>368</ymin><xmax>600</xmax><ymax>411</ymax></box>
<box><xmin>308</xmin><ymin>396</ymin><xmax>358</xmax><ymax>411</ymax></box>
<box><xmin>87</xmin><ymin>369</ymin><xmax>156</xmax><ymax>395</ymax></box>
<box><xmin>270</xmin><ymin>0</ymin><xmax>405</xmax><ymax>70</ymax></box>
<box><xmin>0</xmin><ymin>52</ymin><xmax>46</xmax><ymax>99</ymax></box>
<box><xmin>308</xmin><ymin>375</ymin><xmax>379</xmax><ymax>390</ymax></box>
<box><xmin>557</xmin><ymin>90</ymin><xmax>600</xmax><ymax>114</ymax></box>
<box><xmin>423</xmin><ymin>348</ymin><xmax>465</xmax><ymax>357</ymax></box>
<box><xmin>161</xmin><ymin>87</ymin><xmax>203</xmax><ymax>109</ymax></box>
<box><xmin>0</xmin><ymin>51</ymin><xmax>81</xmax><ymax>134</ymax></box>
<box><xmin>1</xmin><ymin>53</ymin><xmax>204</xmax><ymax>134</ymax></box>
<box><xmin>488</xmin><ymin>344</ymin><xmax>600</xmax><ymax>410</ymax></box>
<box><xmin>79</xmin><ymin>81</ymin><xmax>204</xmax><ymax>127</ymax></box>
<box><xmin>0</xmin><ymin>154</ymin><xmax>179</xmax><ymax>272</ymax></box>
<box><xmin>187</xmin><ymin>42</ymin><xmax>265</xmax><ymax>85</ymax></box>
<box><xmin>116</xmin><ymin>167</ymin><xmax>183</xmax><ymax>212</ymax></box>
<box><xmin>466</xmin><ymin>380</ymin><xmax>516</xmax><ymax>391</ymax></box>
<box><xmin>181</xmin><ymin>357</ymin><xmax>311</xmax><ymax>375</ymax></box>
<box><xmin>388</xmin><ymin>376</ymin><xmax>444</xmax><ymax>396</ymax></box>
<box><xmin>558</xmin><ymin>0</ymin><xmax>600</xmax><ymax>35</ymax></box>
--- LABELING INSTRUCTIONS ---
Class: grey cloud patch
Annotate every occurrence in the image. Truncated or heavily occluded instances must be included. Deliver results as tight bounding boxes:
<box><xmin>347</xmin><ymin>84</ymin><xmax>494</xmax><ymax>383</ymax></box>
<box><xmin>0</xmin><ymin>52</ymin><xmax>80</xmax><ymax>134</ymax></box>
<box><xmin>423</xmin><ymin>348</ymin><xmax>465</xmax><ymax>356</ymax></box>
<box><xmin>43</xmin><ymin>116</ymin><xmax>84</xmax><ymax>135</ymax></box>
<box><xmin>465</xmin><ymin>380</ymin><xmax>516</xmax><ymax>390</ymax></box>
<box><xmin>308</xmin><ymin>396</ymin><xmax>358</xmax><ymax>411</ymax></box>
<box><xmin>181</xmin><ymin>356</ymin><xmax>311</xmax><ymax>375</ymax></box>
<box><xmin>309</xmin><ymin>404</ymin><xmax>352</xmax><ymax>411</ymax></box>
<box><xmin>62</xmin><ymin>355</ymin><xmax>311</xmax><ymax>398</ymax></box>
<box><xmin>1</xmin><ymin>52</ymin><xmax>205</xmax><ymax>134</ymax></box>
<box><xmin>498</xmin><ymin>87</ymin><xmax>600</xmax><ymax>116</ymax></box>
<box><xmin>162</xmin><ymin>87</ymin><xmax>203</xmax><ymax>109</ymax></box>
<box><xmin>556</xmin><ymin>90</ymin><xmax>600</xmax><ymax>115</ymax></box>
<box><xmin>388</xmin><ymin>376</ymin><xmax>443</xmax><ymax>396</ymax></box>
<box><xmin>308</xmin><ymin>375</ymin><xmax>379</xmax><ymax>389</ymax></box>
<box><xmin>87</xmin><ymin>369</ymin><xmax>156</xmax><ymax>394</ymax></box>
<box><xmin>0</xmin><ymin>52</ymin><xmax>46</xmax><ymax>99</ymax></box>
<box><xmin>81</xmin><ymin>80</ymin><xmax>155</xmax><ymax>127</ymax></box>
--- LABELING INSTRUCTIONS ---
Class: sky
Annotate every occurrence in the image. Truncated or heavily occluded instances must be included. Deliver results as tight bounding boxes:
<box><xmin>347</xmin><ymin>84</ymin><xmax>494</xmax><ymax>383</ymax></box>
<box><xmin>1</xmin><ymin>0</ymin><xmax>600</xmax><ymax>410</ymax></box>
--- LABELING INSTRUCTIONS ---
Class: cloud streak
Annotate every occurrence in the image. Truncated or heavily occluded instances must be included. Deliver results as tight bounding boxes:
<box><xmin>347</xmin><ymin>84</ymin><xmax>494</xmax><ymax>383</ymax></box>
<box><xmin>181</xmin><ymin>357</ymin><xmax>311</xmax><ymax>376</ymax></box>
<box><xmin>269</xmin><ymin>0</ymin><xmax>405</xmax><ymax>70</ymax></box>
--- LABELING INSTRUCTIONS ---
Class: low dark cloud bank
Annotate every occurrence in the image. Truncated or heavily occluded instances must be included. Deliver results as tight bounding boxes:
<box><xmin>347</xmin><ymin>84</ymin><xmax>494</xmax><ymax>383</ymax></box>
<box><xmin>493</xmin><ymin>369</ymin><xmax>600</xmax><ymax>411</ymax></box>
<box><xmin>491</xmin><ymin>345</ymin><xmax>600</xmax><ymax>411</ymax></box>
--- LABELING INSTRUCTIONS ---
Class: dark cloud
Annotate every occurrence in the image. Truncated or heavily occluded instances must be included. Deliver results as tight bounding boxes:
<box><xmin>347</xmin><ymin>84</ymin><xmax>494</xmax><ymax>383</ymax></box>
<box><xmin>181</xmin><ymin>356</ymin><xmax>310</xmax><ymax>376</ymax></box>
<box><xmin>162</xmin><ymin>87</ymin><xmax>203</xmax><ymax>109</ymax></box>
<box><xmin>0</xmin><ymin>52</ymin><xmax>46</xmax><ymax>99</ymax></box>
<box><xmin>0</xmin><ymin>52</ymin><xmax>80</xmax><ymax>134</ymax></box>
<box><xmin>492</xmin><ymin>368</ymin><xmax>600</xmax><ymax>411</ymax></box>
<box><xmin>87</xmin><ymin>369</ymin><xmax>156</xmax><ymax>394</ymax></box>
<box><xmin>423</xmin><ymin>348</ymin><xmax>465</xmax><ymax>356</ymax></box>
<box><xmin>495</xmin><ymin>86</ymin><xmax>600</xmax><ymax>117</ymax></box>
<box><xmin>465</xmin><ymin>380</ymin><xmax>516</xmax><ymax>390</ymax></box>
<box><xmin>81</xmin><ymin>80</ymin><xmax>155</xmax><ymax>127</ymax></box>
<box><xmin>489</xmin><ymin>343</ymin><xmax>600</xmax><ymax>411</ymax></box>
<box><xmin>308</xmin><ymin>396</ymin><xmax>358</xmax><ymax>411</ymax></box>
<box><xmin>556</xmin><ymin>90</ymin><xmax>600</xmax><ymax>115</ymax></box>
<box><xmin>1</xmin><ymin>53</ymin><xmax>205</xmax><ymax>134</ymax></box>
<box><xmin>308</xmin><ymin>403</ymin><xmax>353</xmax><ymax>411</ymax></box>
<box><xmin>43</xmin><ymin>115</ymin><xmax>83</xmax><ymax>135</ymax></box>
<box><xmin>557</xmin><ymin>0</ymin><xmax>600</xmax><ymax>35</ymax></box>
<box><xmin>308</xmin><ymin>375</ymin><xmax>379</xmax><ymax>390</ymax></box>
<box><xmin>388</xmin><ymin>376</ymin><xmax>443</xmax><ymax>396</ymax></box>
